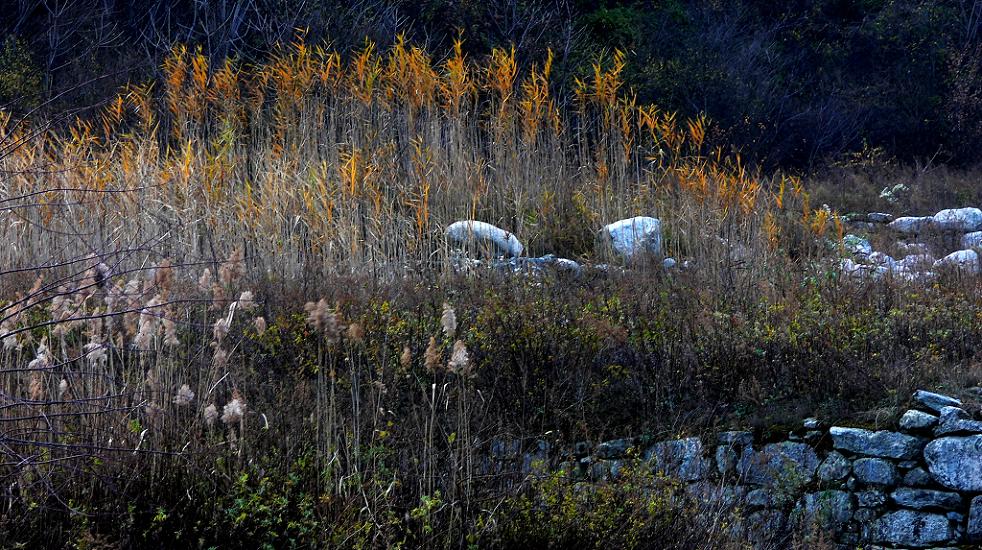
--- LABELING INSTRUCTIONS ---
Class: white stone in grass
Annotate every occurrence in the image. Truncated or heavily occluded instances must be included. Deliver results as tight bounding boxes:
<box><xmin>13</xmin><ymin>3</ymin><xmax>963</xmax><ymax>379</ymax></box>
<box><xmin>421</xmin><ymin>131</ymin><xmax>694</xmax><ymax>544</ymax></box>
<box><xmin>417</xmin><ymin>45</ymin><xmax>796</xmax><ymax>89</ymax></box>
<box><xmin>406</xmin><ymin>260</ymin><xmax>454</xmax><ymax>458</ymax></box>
<box><xmin>843</xmin><ymin>234</ymin><xmax>872</xmax><ymax>257</ymax></box>
<box><xmin>868</xmin><ymin>251</ymin><xmax>896</xmax><ymax>269</ymax></box>
<box><xmin>445</xmin><ymin>220</ymin><xmax>524</xmax><ymax>258</ymax></box>
<box><xmin>964</xmin><ymin>231</ymin><xmax>982</xmax><ymax>249</ymax></box>
<box><xmin>601</xmin><ymin>216</ymin><xmax>663</xmax><ymax>260</ymax></box>
<box><xmin>889</xmin><ymin>216</ymin><xmax>933</xmax><ymax>234</ymax></box>
<box><xmin>933</xmin><ymin>249</ymin><xmax>981</xmax><ymax>272</ymax></box>
<box><xmin>896</xmin><ymin>241</ymin><xmax>932</xmax><ymax>255</ymax></box>
<box><xmin>933</xmin><ymin>207</ymin><xmax>982</xmax><ymax>232</ymax></box>
<box><xmin>898</xmin><ymin>254</ymin><xmax>935</xmax><ymax>269</ymax></box>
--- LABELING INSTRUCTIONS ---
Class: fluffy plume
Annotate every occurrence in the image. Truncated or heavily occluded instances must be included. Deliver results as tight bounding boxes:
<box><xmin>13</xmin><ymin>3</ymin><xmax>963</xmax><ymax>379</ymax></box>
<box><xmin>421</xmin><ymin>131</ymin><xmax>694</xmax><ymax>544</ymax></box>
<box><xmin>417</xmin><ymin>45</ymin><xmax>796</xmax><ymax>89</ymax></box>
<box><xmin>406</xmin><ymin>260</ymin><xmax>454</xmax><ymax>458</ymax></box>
<box><xmin>441</xmin><ymin>302</ymin><xmax>457</xmax><ymax>338</ymax></box>
<box><xmin>83</xmin><ymin>341</ymin><xmax>108</xmax><ymax>366</ymax></box>
<box><xmin>236</xmin><ymin>291</ymin><xmax>256</xmax><ymax>311</ymax></box>
<box><xmin>304</xmin><ymin>299</ymin><xmax>341</xmax><ymax>343</ymax></box>
<box><xmin>153</xmin><ymin>259</ymin><xmax>174</xmax><ymax>290</ymax></box>
<box><xmin>28</xmin><ymin>372</ymin><xmax>44</xmax><ymax>401</ymax></box>
<box><xmin>197</xmin><ymin>268</ymin><xmax>213</xmax><ymax>292</ymax></box>
<box><xmin>400</xmin><ymin>345</ymin><xmax>412</xmax><ymax>372</ymax></box>
<box><xmin>218</xmin><ymin>247</ymin><xmax>245</xmax><ymax>286</ymax></box>
<box><xmin>222</xmin><ymin>392</ymin><xmax>247</xmax><ymax>425</ymax></box>
<box><xmin>212</xmin><ymin>317</ymin><xmax>229</xmax><ymax>343</ymax></box>
<box><xmin>173</xmin><ymin>384</ymin><xmax>195</xmax><ymax>406</ymax></box>
<box><xmin>253</xmin><ymin>316</ymin><xmax>267</xmax><ymax>335</ymax></box>
<box><xmin>346</xmin><ymin>321</ymin><xmax>364</xmax><ymax>344</ymax></box>
<box><xmin>424</xmin><ymin>336</ymin><xmax>441</xmax><ymax>372</ymax></box>
<box><xmin>447</xmin><ymin>339</ymin><xmax>471</xmax><ymax>375</ymax></box>
<box><xmin>203</xmin><ymin>404</ymin><xmax>219</xmax><ymax>426</ymax></box>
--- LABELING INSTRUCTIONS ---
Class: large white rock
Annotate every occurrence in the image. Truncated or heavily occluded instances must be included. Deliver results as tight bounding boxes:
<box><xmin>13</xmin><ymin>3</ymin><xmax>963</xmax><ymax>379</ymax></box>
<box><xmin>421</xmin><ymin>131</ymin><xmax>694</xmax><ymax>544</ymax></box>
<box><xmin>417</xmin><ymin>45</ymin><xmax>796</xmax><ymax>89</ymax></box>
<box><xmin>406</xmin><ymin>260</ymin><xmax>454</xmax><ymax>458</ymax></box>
<box><xmin>933</xmin><ymin>249</ymin><xmax>981</xmax><ymax>272</ymax></box>
<box><xmin>445</xmin><ymin>220</ymin><xmax>524</xmax><ymax>258</ymax></box>
<box><xmin>868</xmin><ymin>251</ymin><xmax>896</xmax><ymax>269</ymax></box>
<box><xmin>601</xmin><ymin>216</ymin><xmax>663</xmax><ymax>259</ymax></box>
<box><xmin>898</xmin><ymin>254</ymin><xmax>935</xmax><ymax>270</ymax></box>
<box><xmin>829</xmin><ymin>427</ymin><xmax>925</xmax><ymax>459</ymax></box>
<box><xmin>924</xmin><ymin>436</ymin><xmax>982</xmax><ymax>491</ymax></box>
<box><xmin>896</xmin><ymin>241</ymin><xmax>932</xmax><ymax>256</ymax></box>
<box><xmin>933</xmin><ymin>207</ymin><xmax>982</xmax><ymax>232</ymax></box>
<box><xmin>889</xmin><ymin>216</ymin><xmax>933</xmax><ymax>235</ymax></box>
<box><xmin>843</xmin><ymin>234</ymin><xmax>872</xmax><ymax>257</ymax></box>
<box><xmin>964</xmin><ymin>231</ymin><xmax>982</xmax><ymax>248</ymax></box>
<box><xmin>874</xmin><ymin>510</ymin><xmax>952</xmax><ymax>547</ymax></box>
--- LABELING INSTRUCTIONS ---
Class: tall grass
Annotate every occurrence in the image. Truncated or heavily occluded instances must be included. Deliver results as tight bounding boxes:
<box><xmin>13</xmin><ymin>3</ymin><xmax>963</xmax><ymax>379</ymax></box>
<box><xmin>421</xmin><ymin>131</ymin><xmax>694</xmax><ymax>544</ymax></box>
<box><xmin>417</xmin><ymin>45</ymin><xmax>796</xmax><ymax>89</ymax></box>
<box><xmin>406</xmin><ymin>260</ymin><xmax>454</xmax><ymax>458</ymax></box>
<box><xmin>0</xmin><ymin>35</ymin><xmax>813</xmax><ymax>285</ymax></box>
<box><xmin>1</xmin><ymin>36</ymin><xmax>960</xmax><ymax>548</ymax></box>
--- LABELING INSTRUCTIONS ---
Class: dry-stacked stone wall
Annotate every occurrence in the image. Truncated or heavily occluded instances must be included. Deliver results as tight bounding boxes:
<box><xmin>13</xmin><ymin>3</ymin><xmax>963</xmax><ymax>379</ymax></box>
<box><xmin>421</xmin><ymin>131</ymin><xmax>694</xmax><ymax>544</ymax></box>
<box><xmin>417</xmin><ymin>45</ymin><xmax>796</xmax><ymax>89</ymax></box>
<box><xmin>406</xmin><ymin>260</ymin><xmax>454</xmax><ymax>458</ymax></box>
<box><xmin>493</xmin><ymin>389</ymin><xmax>982</xmax><ymax>548</ymax></box>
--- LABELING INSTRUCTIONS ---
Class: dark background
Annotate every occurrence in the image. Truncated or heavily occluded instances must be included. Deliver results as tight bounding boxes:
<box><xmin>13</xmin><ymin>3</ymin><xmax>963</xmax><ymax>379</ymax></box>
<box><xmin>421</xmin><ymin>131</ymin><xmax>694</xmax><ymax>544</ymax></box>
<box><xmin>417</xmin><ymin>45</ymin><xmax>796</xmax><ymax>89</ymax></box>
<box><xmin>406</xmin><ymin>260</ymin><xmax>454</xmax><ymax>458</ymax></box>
<box><xmin>2</xmin><ymin>0</ymin><xmax>981</xmax><ymax>169</ymax></box>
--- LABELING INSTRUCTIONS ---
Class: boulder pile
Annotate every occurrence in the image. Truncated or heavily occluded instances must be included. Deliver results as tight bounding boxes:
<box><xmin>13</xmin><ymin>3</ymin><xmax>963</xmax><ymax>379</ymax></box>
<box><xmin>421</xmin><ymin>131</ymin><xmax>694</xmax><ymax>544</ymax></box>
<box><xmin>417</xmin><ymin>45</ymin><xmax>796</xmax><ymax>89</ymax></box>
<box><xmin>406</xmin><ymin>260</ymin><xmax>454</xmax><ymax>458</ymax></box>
<box><xmin>488</xmin><ymin>388</ymin><xmax>982</xmax><ymax>547</ymax></box>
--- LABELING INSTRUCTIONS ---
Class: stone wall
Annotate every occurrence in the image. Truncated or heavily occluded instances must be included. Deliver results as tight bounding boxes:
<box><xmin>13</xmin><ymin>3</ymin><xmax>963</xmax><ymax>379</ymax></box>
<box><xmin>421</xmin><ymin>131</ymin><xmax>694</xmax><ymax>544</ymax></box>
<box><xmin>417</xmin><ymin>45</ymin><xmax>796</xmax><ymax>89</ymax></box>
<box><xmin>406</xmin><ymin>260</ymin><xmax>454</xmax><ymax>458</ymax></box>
<box><xmin>493</xmin><ymin>389</ymin><xmax>982</xmax><ymax>548</ymax></box>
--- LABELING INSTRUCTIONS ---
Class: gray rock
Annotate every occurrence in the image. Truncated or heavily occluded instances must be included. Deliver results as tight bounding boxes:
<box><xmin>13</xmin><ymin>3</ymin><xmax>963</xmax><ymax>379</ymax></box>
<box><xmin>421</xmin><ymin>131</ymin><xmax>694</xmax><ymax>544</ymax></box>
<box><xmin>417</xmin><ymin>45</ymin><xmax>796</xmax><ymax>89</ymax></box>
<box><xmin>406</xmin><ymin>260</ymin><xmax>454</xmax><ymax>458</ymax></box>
<box><xmin>844</xmin><ymin>234</ymin><xmax>873</xmax><ymax>257</ymax></box>
<box><xmin>717</xmin><ymin>431</ymin><xmax>754</xmax><ymax>446</ymax></box>
<box><xmin>934</xmin><ymin>405</ymin><xmax>982</xmax><ymax>436</ymax></box>
<box><xmin>854</xmin><ymin>507</ymin><xmax>879</xmax><ymax>523</ymax></box>
<box><xmin>803</xmin><ymin>430</ymin><xmax>823</xmax><ymax>445</ymax></box>
<box><xmin>853</xmin><ymin>458</ymin><xmax>900</xmax><ymax>486</ymax></box>
<box><xmin>716</xmin><ymin>445</ymin><xmax>738</xmax><ymax>477</ymax></box>
<box><xmin>661</xmin><ymin>257</ymin><xmax>677</xmax><ymax>269</ymax></box>
<box><xmin>933</xmin><ymin>249</ymin><xmax>981</xmax><ymax>272</ymax></box>
<box><xmin>856</xmin><ymin>489</ymin><xmax>888</xmax><ymax>507</ymax></box>
<box><xmin>803</xmin><ymin>417</ymin><xmax>821</xmax><ymax>430</ymax></box>
<box><xmin>737</xmin><ymin>441</ymin><xmax>819</xmax><ymax>488</ymax></box>
<box><xmin>891</xmin><ymin>488</ymin><xmax>961</xmax><ymax>511</ymax></box>
<box><xmin>601</xmin><ymin>216</ymin><xmax>663</xmax><ymax>260</ymax></box>
<box><xmin>490</xmin><ymin>438</ymin><xmax>522</xmax><ymax>459</ymax></box>
<box><xmin>856</xmin><ymin>489</ymin><xmax>888</xmax><ymax>508</ymax></box>
<box><xmin>924</xmin><ymin>436</ymin><xmax>982</xmax><ymax>491</ymax></box>
<box><xmin>898</xmin><ymin>460</ymin><xmax>919</xmax><ymax>469</ymax></box>
<box><xmin>899</xmin><ymin>253</ymin><xmax>936</xmax><ymax>270</ymax></box>
<box><xmin>913</xmin><ymin>390</ymin><xmax>961</xmax><ymax>413</ymax></box>
<box><xmin>589</xmin><ymin>459</ymin><xmax>624</xmax><ymax>480</ymax></box>
<box><xmin>573</xmin><ymin>441</ymin><xmax>590</xmax><ymax>457</ymax></box>
<box><xmin>744</xmin><ymin>488</ymin><xmax>774</xmax><ymax>510</ymax></box>
<box><xmin>644</xmin><ymin>437</ymin><xmax>709</xmax><ymax>481</ymax></box>
<box><xmin>445</xmin><ymin>220</ymin><xmax>524</xmax><ymax>258</ymax></box>
<box><xmin>968</xmin><ymin>495</ymin><xmax>982</xmax><ymax>542</ymax></box>
<box><xmin>596</xmin><ymin>438</ymin><xmax>633</xmax><ymax>459</ymax></box>
<box><xmin>933</xmin><ymin>207</ymin><xmax>982</xmax><ymax>232</ymax></box>
<box><xmin>521</xmin><ymin>440</ymin><xmax>551</xmax><ymax>475</ymax></box>
<box><xmin>830</xmin><ymin>426</ymin><xmax>926</xmax><ymax>459</ymax></box>
<box><xmin>889</xmin><ymin>216</ymin><xmax>933</xmax><ymax>235</ymax></box>
<box><xmin>793</xmin><ymin>490</ymin><xmax>853</xmax><ymax>530</ymax></box>
<box><xmin>963</xmin><ymin>231</ymin><xmax>982</xmax><ymax>249</ymax></box>
<box><xmin>868</xmin><ymin>212</ymin><xmax>894</xmax><ymax>223</ymax></box>
<box><xmin>899</xmin><ymin>409</ymin><xmax>939</xmax><ymax>431</ymax></box>
<box><xmin>738</xmin><ymin>509</ymin><xmax>786</xmax><ymax>546</ymax></box>
<box><xmin>947</xmin><ymin>511</ymin><xmax>964</xmax><ymax>522</ymax></box>
<box><xmin>903</xmin><ymin>467</ymin><xmax>933</xmax><ymax>487</ymax></box>
<box><xmin>874</xmin><ymin>510</ymin><xmax>952</xmax><ymax>547</ymax></box>
<box><xmin>817</xmin><ymin>451</ymin><xmax>852</xmax><ymax>483</ymax></box>
<box><xmin>897</xmin><ymin>241</ymin><xmax>932</xmax><ymax>256</ymax></box>
<box><xmin>869</xmin><ymin>251</ymin><xmax>898</xmax><ymax>270</ymax></box>
<box><xmin>685</xmin><ymin>482</ymin><xmax>746</xmax><ymax>510</ymax></box>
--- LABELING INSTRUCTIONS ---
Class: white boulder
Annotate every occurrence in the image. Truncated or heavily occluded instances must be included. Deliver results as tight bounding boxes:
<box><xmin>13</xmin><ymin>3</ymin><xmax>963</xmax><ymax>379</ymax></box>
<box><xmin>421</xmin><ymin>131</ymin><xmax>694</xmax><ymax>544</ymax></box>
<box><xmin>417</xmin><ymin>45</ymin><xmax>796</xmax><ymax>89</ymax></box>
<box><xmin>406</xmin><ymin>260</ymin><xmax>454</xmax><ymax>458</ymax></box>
<box><xmin>963</xmin><ymin>231</ymin><xmax>982</xmax><ymax>249</ymax></box>
<box><xmin>888</xmin><ymin>216</ymin><xmax>932</xmax><ymax>235</ymax></box>
<box><xmin>868</xmin><ymin>251</ymin><xmax>896</xmax><ymax>269</ymax></box>
<box><xmin>843</xmin><ymin>234</ymin><xmax>872</xmax><ymax>257</ymax></box>
<box><xmin>896</xmin><ymin>241</ymin><xmax>931</xmax><ymax>256</ymax></box>
<box><xmin>898</xmin><ymin>254</ymin><xmax>935</xmax><ymax>270</ymax></box>
<box><xmin>933</xmin><ymin>249</ymin><xmax>981</xmax><ymax>272</ymax></box>
<box><xmin>933</xmin><ymin>207</ymin><xmax>982</xmax><ymax>232</ymax></box>
<box><xmin>601</xmin><ymin>216</ymin><xmax>663</xmax><ymax>259</ymax></box>
<box><xmin>445</xmin><ymin>220</ymin><xmax>524</xmax><ymax>258</ymax></box>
